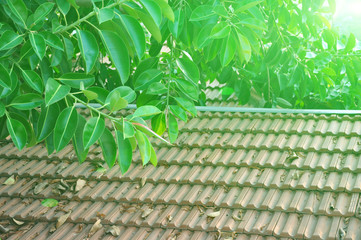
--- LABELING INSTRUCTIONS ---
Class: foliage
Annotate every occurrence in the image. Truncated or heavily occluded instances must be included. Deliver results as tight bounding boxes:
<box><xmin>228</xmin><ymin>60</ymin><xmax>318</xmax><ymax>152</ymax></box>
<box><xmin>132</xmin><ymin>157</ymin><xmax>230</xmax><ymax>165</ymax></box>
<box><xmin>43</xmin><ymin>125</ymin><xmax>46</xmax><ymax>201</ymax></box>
<box><xmin>0</xmin><ymin>0</ymin><xmax>358</xmax><ymax>173</ymax></box>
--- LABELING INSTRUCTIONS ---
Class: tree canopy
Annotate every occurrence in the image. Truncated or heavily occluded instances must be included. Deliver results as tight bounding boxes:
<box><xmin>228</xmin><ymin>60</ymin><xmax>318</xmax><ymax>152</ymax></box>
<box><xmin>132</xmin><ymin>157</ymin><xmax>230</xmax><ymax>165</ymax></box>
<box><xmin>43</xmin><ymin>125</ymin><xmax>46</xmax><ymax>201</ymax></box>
<box><xmin>0</xmin><ymin>0</ymin><xmax>358</xmax><ymax>173</ymax></box>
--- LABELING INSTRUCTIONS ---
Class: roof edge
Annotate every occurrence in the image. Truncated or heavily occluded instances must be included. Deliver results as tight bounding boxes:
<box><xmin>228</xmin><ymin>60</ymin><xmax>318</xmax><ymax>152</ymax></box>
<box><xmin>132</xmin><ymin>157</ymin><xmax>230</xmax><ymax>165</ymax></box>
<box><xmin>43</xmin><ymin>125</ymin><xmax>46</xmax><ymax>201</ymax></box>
<box><xmin>75</xmin><ymin>103</ymin><xmax>361</xmax><ymax>115</ymax></box>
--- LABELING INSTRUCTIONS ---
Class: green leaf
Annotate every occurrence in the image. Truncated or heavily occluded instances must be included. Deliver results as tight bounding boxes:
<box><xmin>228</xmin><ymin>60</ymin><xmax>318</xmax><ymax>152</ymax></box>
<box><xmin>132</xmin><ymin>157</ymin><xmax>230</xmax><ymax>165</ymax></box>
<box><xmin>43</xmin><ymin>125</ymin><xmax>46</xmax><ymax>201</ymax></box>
<box><xmin>276</xmin><ymin>97</ymin><xmax>292</xmax><ymax>108</ymax></box>
<box><xmin>220</xmin><ymin>33</ymin><xmax>236</xmax><ymax>67</ymax></box>
<box><xmin>54</xmin><ymin>107</ymin><xmax>78</xmax><ymax>152</ymax></box>
<box><xmin>168</xmin><ymin>113</ymin><xmax>178</xmax><ymax>143</ymax></box>
<box><xmin>236</xmin><ymin>32</ymin><xmax>252</xmax><ymax>63</ymax></box>
<box><xmin>9</xmin><ymin>112</ymin><xmax>36</xmax><ymax>147</ymax></box>
<box><xmin>135</xmin><ymin>69</ymin><xmax>163</xmax><ymax>91</ymax></box>
<box><xmin>139</xmin><ymin>0</ymin><xmax>162</xmax><ymax>26</ymax></box>
<box><xmin>135</xmin><ymin>130</ymin><xmax>151</xmax><ymax>165</ymax></box>
<box><xmin>235</xmin><ymin>0</ymin><xmax>263</xmax><ymax>13</ymax></box>
<box><xmin>136</xmin><ymin>9</ymin><xmax>162</xmax><ymax>42</ymax></box>
<box><xmin>0</xmin><ymin>30</ymin><xmax>23</xmax><ymax>51</ymax></box>
<box><xmin>45</xmin><ymin>132</ymin><xmax>55</xmax><ymax>154</ymax></box>
<box><xmin>190</xmin><ymin>5</ymin><xmax>215</xmax><ymax>21</ymax></box>
<box><xmin>149</xmin><ymin>143</ymin><xmax>157</xmax><ymax>166</ymax></box>
<box><xmin>45</xmin><ymin>78</ymin><xmax>70</xmax><ymax>106</ymax></box>
<box><xmin>87</xmin><ymin>86</ymin><xmax>109</xmax><ymax>104</ymax></box>
<box><xmin>99</xmin><ymin>128</ymin><xmax>117</xmax><ymax>168</ymax></box>
<box><xmin>174</xmin><ymin>97</ymin><xmax>197</xmax><ymax>116</ymax></box>
<box><xmin>133</xmin><ymin>105</ymin><xmax>161</xmax><ymax>118</ymax></box>
<box><xmin>7</xmin><ymin>117</ymin><xmax>27</xmax><ymax>150</ymax></box>
<box><xmin>10</xmin><ymin>93</ymin><xmax>43</xmax><ymax>110</ymax></box>
<box><xmin>73</xmin><ymin>114</ymin><xmax>89</xmax><ymax>163</ymax></box>
<box><xmin>237</xmin><ymin>17</ymin><xmax>267</xmax><ymax>31</ymax></box>
<box><xmin>123</xmin><ymin>120</ymin><xmax>135</xmax><ymax>138</ymax></box>
<box><xmin>83</xmin><ymin>116</ymin><xmax>105</xmax><ymax>149</ymax></box>
<box><xmin>345</xmin><ymin>33</ymin><xmax>356</xmax><ymax>52</ymax></box>
<box><xmin>168</xmin><ymin>9</ymin><xmax>184</xmax><ymax>39</ymax></box>
<box><xmin>6</xmin><ymin>0</ymin><xmax>28</xmax><ymax>27</ymax></box>
<box><xmin>196</xmin><ymin>24</ymin><xmax>214</xmax><ymax>49</ymax></box>
<box><xmin>118</xmin><ymin>14</ymin><xmax>146</xmax><ymax>59</ymax></box>
<box><xmin>133</xmin><ymin>122</ymin><xmax>171</xmax><ymax>144</ymax></box>
<box><xmin>154</xmin><ymin>0</ymin><xmax>174</xmax><ymax>21</ymax></box>
<box><xmin>106</xmin><ymin>86</ymin><xmax>136</xmax><ymax>104</ymax></box>
<box><xmin>0</xmin><ymin>102</ymin><xmax>4</xmax><ymax>118</ymax></box>
<box><xmin>41</xmin><ymin>198</ymin><xmax>58</xmax><ymax>207</ymax></box>
<box><xmin>175</xmin><ymin>78</ymin><xmax>199</xmax><ymax>101</ymax></box>
<box><xmin>82</xmin><ymin>90</ymin><xmax>98</xmax><ymax>101</ymax></box>
<box><xmin>0</xmin><ymin>63</ymin><xmax>11</xmax><ymax>89</ymax></box>
<box><xmin>151</xmin><ymin>113</ymin><xmax>166</xmax><ymax>135</ymax></box>
<box><xmin>37</xmin><ymin>103</ymin><xmax>60</xmax><ymax>141</ymax></box>
<box><xmin>210</xmin><ymin>22</ymin><xmax>231</xmax><ymax>39</ymax></box>
<box><xmin>147</xmin><ymin>82</ymin><xmax>167</xmax><ymax>95</ymax></box>
<box><xmin>58</xmin><ymin>73</ymin><xmax>95</xmax><ymax>89</ymax></box>
<box><xmin>21</xmin><ymin>69</ymin><xmax>44</xmax><ymax>93</ymax></box>
<box><xmin>97</xmin><ymin>8</ymin><xmax>115</xmax><ymax>24</ymax></box>
<box><xmin>99</xmin><ymin>30</ymin><xmax>130</xmax><ymax>84</ymax></box>
<box><xmin>116</xmin><ymin>130</ymin><xmax>133</xmax><ymax>174</ymax></box>
<box><xmin>56</xmin><ymin>0</ymin><xmax>70</xmax><ymax>15</ymax></box>
<box><xmin>109</xmin><ymin>92</ymin><xmax>128</xmax><ymax>112</ymax></box>
<box><xmin>169</xmin><ymin>105</ymin><xmax>187</xmax><ymax>122</ymax></box>
<box><xmin>29</xmin><ymin>32</ymin><xmax>46</xmax><ymax>60</ymax></box>
<box><xmin>76</xmin><ymin>30</ymin><xmax>99</xmax><ymax>73</ymax></box>
<box><xmin>33</xmin><ymin>2</ymin><xmax>54</xmax><ymax>25</ymax></box>
<box><xmin>176</xmin><ymin>57</ymin><xmax>200</xmax><ymax>84</ymax></box>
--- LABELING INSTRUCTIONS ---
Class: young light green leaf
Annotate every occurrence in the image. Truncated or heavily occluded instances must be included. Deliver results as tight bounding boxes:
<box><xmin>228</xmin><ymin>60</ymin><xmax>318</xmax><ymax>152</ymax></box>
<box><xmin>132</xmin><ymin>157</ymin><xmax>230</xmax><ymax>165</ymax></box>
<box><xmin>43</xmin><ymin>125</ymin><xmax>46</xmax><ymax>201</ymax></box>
<box><xmin>139</xmin><ymin>0</ymin><xmax>162</xmax><ymax>26</ymax></box>
<box><xmin>33</xmin><ymin>2</ymin><xmax>54</xmax><ymax>25</ymax></box>
<box><xmin>99</xmin><ymin>30</ymin><xmax>130</xmax><ymax>84</ymax></box>
<box><xmin>235</xmin><ymin>0</ymin><xmax>264</xmax><ymax>13</ymax></box>
<box><xmin>76</xmin><ymin>30</ymin><xmax>99</xmax><ymax>73</ymax></box>
<box><xmin>190</xmin><ymin>5</ymin><xmax>215</xmax><ymax>21</ymax></box>
<box><xmin>176</xmin><ymin>57</ymin><xmax>200</xmax><ymax>84</ymax></box>
<box><xmin>7</xmin><ymin>117</ymin><xmax>27</xmax><ymax>150</ymax></box>
<box><xmin>105</xmin><ymin>86</ymin><xmax>136</xmax><ymax>104</ymax></box>
<box><xmin>37</xmin><ymin>103</ymin><xmax>60</xmax><ymax>141</ymax></box>
<box><xmin>135</xmin><ymin>130</ymin><xmax>151</xmax><ymax>165</ymax></box>
<box><xmin>87</xmin><ymin>86</ymin><xmax>109</xmax><ymax>104</ymax></box>
<box><xmin>109</xmin><ymin>91</ymin><xmax>128</xmax><ymax>112</ymax></box>
<box><xmin>41</xmin><ymin>198</ymin><xmax>58</xmax><ymax>207</ymax></box>
<box><xmin>97</xmin><ymin>8</ymin><xmax>115</xmax><ymax>24</ymax></box>
<box><xmin>123</xmin><ymin>120</ymin><xmax>135</xmax><ymax>138</ymax></box>
<box><xmin>72</xmin><ymin>114</ymin><xmax>89</xmax><ymax>163</ymax></box>
<box><xmin>169</xmin><ymin>105</ymin><xmax>187</xmax><ymax>122</ymax></box>
<box><xmin>54</xmin><ymin>107</ymin><xmax>78</xmax><ymax>152</ymax></box>
<box><xmin>10</xmin><ymin>93</ymin><xmax>43</xmax><ymax>110</ymax></box>
<box><xmin>99</xmin><ymin>128</ymin><xmax>117</xmax><ymax>168</ymax></box>
<box><xmin>210</xmin><ymin>22</ymin><xmax>231</xmax><ymax>39</ymax></box>
<box><xmin>149</xmin><ymin>143</ymin><xmax>157</xmax><ymax>166</ymax></box>
<box><xmin>82</xmin><ymin>90</ymin><xmax>98</xmax><ymax>101</ymax></box>
<box><xmin>0</xmin><ymin>30</ymin><xmax>23</xmax><ymax>51</ymax></box>
<box><xmin>174</xmin><ymin>97</ymin><xmax>197</xmax><ymax>116</ymax></box>
<box><xmin>220</xmin><ymin>33</ymin><xmax>236</xmax><ymax>67</ymax></box>
<box><xmin>115</xmin><ymin>130</ymin><xmax>133</xmax><ymax>174</ymax></box>
<box><xmin>21</xmin><ymin>69</ymin><xmax>44</xmax><ymax>93</ymax></box>
<box><xmin>133</xmin><ymin>106</ymin><xmax>161</xmax><ymax>119</ymax></box>
<box><xmin>45</xmin><ymin>78</ymin><xmax>70</xmax><ymax>106</ymax></box>
<box><xmin>29</xmin><ymin>32</ymin><xmax>46</xmax><ymax>60</ymax></box>
<box><xmin>345</xmin><ymin>33</ymin><xmax>356</xmax><ymax>52</ymax></box>
<box><xmin>58</xmin><ymin>73</ymin><xmax>95</xmax><ymax>89</ymax></box>
<box><xmin>168</xmin><ymin>113</ymin><xmax>178</xmax><ymax>143</ymax></box>
<box><xmin>6</xmin><ymin>0</ymin><xmax>28</xmax><ymax>27</ymax></box>
<box><xmin>175</xmin><ymin>78</ymin><xmax>199</xmax><ymax>101</ymax></box>
<box><xmin>135</xmin><ymin>69</ymin><xmax>163</xmax><ymax>91</ymax></box>
<box><xmin>83</xmin><ymin>116</ymin><xmax>105</xmax><ymax>149</ymax></box>
<box><xmin>118</xmin><ymin>14</ymin><xmax>146</xmax><ymax>59</ymax></box>
<box><xmin>154</xmin><ymin>0</ymin><xmax>174</xmax><ymax>21</ymax></box>
<box><xmin>0</xmin><ymin>63</ymin><xmax>12</xmax><ymax>89</ymax></box>
<box><xmin>151</xmin><ymin>113</ymin><xmax>166</xmax><ymax>136</ymax></box>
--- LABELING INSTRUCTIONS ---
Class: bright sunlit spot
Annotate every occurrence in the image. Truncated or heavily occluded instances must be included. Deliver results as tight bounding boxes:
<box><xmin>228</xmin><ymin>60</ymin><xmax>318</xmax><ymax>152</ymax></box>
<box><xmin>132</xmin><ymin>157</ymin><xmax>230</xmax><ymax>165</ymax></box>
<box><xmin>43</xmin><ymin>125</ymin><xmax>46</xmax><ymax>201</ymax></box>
<box><xmin>334</xmin><ymin>0</ymin><xmax>361</xmax><ymax>37</ymax></box>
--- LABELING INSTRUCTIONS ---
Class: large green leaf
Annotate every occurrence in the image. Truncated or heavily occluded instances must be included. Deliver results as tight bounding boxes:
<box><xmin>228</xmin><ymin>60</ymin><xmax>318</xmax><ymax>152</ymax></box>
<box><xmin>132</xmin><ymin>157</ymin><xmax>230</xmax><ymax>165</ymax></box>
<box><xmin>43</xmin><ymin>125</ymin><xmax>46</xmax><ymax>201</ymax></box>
<box><xmin>175</xmin><ymin>78</ymin><xmax>199</xmax><ymax>101</ymax></box>
<box><xmin>135</xmin><ymin>69</ymin><xmax>163</xmax><ymax>90</ymax></box>
<box><xmin>220</xmin><ymin>33</ymin><xmax>236</xmax><ymax>67</ymax></box>
<box><xmin>176</xmin><ymin>57</ymin><xmax>200</xmax><ymax>84</ymax></box>
<box><xmin>345</xmin><ymin>33</ymin><xmax>356</xmax><ymax>52</ymax></box>
<box><xmin>105</xmin><ymin>86</ymin><xmax>136</xmax><ymax>104</ymax></box>
<box><xmin>174</xmin><ymin>97</ymin><xmax>197</xmax><ymax>116</ymax></box>
<box><xmin>190</xmin><ymin>5</ymin><xmax>215</xmax><ymax>21</ymax></box>
<box><xmin>56</xmin><ymin>0</ymin><xmax>70</xmax><ymax>15</ymax></box>
<box><xmin>151</xmin><ymin>113</ymin><xmax>166</xmax><ymax>135</ymax></box>
<box><xmin>54</xmin><ymin>107</ymin><xmax>78</xmax><ymax>152</ymax></box>
<box><xmin>58</xmin><ymin>73</ymin><xmax>95</xmax><ymax>89</ymax></box>
<box><xmin>169</xmin><ymin>105</ymin><xmax>187</xmax><ymax>122</ymax></box>
<box><xmin>99</xmin><ymin>30</ymin><xmax>130</xmax><ymax>84</ymax></box>
<box><xmin>0</xmin><ymin>63</ymin><xmax>11</xmax><ymax>89</ymax></box>
<box><xmin>236</xmin><ymin>32</ymin><xmax>252</xmax><ymax>63</ymax></box>
<box><xmin>235</xmin><ymin>0</ymin><xmax>264</xmax><ymax>13</ymax></box>
<box><xmin>33</xmin><ymin>2</ymin><xmax>54</xmax><ymax>25</ymax></box>
<box><xmin>76</xmin><ymin>30</ymin><xmax>99</xmax><ymax>73</ymax></box>
<box><xmin>210</xmin><ymin>22</ymin><xmax>231</xmax><ymax>39</ymax></box>
<box><xmin>108</xmin><ymin>91</ymin><xmax>128</xmax><ymax>112</ymax></box>
<box><xmin>72</xmin><ymin>114</ymin><xmax>89</xmax><ymax>163</ymax></box>
<box><xmin>133</xmin><ymin>105</ymin><xmax>161</xmax><ymax>118</ymax></box>
<box><xmin>29</xmin><ymin>32</ymin><xmax>46</xmax><ymax>60</ymax></box>
<box><xmin>9</xmin><ymin>112</ymin><xmax>36</xmax><ymax>147</ymax></box>
<box><xmin>0</xmin><ymin>30</ymin><xmax>23</xmax><ymax>51</ymax></box>
<box><xmin>83</xmin><ymin>116</ymin><xmax>105</xmax><ymax>149</ymax></box>
<box><xmin>97</xmin><ymin>8</ymin><xmax>115</xmax><ymax>24</ymax></box>
<box><xmin>99</xmin><ymin>128</ymin><xmax>117</xmax><ymax>168</ymax></box>
<box><xmin>45</xmin><ymin>78</ymin><xmax>70</xmax><ymax>106</ymax></box>
<box><xmin>123</xmin><ymin>119</ymin><xmax>135</xmax><ymax>138</ymax></box>
<box><xmin>10</xmin><ymin>93</ymin><xmax>43</xmax><ymax>110</ymax></box>
<box><xmin>6</xmin><ymin>0</ymin><xmax>28</xmax><ymax>27</ymax></box>
<box><xmin>154</xmin><ymin>0</ymin><xmax>174</xmax><ymax>21</ymax></box>
<box><xmin>118</xmin><ymin>14</ymin><xmax>146</xmax><ymax>59</ymax></box>
<box><xmin>136</xmin><ymin>9</ymin><xmax>162</xmax><ymax>42</ymax></box>
<box><xmin>135</xmin><ymin>130</ymin><xmax>151</xmax><ymax>165</ymax></box>
<box><xmin>37</xmin><ymin>103</ymin><xmax>60</xmax><ymax>141</ymax></box>
<box><xmin>7</xmin><ymin>117</ymin><xmax>27</xmax><ymax>150</ymax></box>
<box><xmin>168</xmin><ymin>113</ymin><xmax>178</xmax><ymax>143</ymax></box>
<box><xmin>115</xmin><ymin>130</ymin><xmax>133</xmax><ymax>174</ymax></box>
<box><xmin>21</xmin><ymin>69</ymin><xmax>44</xmax><ymax>93</ymax></box>
<box><xmin>168</xmin><ymin>9</ymin><xmax>184</xmax><ymax>39</ymax></box>
<box><xmin>139</xmin><ymin>0</ymin><xmax>162</xmax><ymax>26</ymax></box>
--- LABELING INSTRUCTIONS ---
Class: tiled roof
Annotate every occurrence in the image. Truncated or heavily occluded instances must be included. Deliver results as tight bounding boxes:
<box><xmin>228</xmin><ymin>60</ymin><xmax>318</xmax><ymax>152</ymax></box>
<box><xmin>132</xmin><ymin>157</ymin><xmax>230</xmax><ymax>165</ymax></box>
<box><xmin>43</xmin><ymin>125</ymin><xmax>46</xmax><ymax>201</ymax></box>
<box><xmin>1</xmin><ymin>111</ymin><xmax>361</xmax><ymax>239</ymax></box>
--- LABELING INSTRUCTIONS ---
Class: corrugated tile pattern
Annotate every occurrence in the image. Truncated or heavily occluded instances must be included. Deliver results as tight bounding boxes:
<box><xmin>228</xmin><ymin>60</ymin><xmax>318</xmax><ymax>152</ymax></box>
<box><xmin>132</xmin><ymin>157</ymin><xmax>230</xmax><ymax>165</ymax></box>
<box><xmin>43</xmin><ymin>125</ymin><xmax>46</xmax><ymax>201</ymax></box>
<box><xmin>1</xmin><ymin>111</ymin><xmax>361</xmax><ymax>239</ymax></box>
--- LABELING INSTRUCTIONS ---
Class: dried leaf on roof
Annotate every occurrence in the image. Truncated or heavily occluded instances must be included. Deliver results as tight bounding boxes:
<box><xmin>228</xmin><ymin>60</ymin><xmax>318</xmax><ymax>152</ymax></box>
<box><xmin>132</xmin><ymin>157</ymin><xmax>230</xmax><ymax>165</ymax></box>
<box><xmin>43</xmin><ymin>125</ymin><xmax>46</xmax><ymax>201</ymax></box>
<box><xmin>207</xmin><ymin>211</ymin><xmax>220</xmax><ymax>218</ymax></box>
<box><xmin>56</xmin><ymin>211</ymin><xmax>71</xmax><ymax>229</ymax></box>
<box><xmin>75</xmin><ymin>179</ymin><xmax>86</xmax><ymax>192</ymax></box>
<box><xmin>34</xmin><ymin>181</ymin><xmax>48</xmax><ymax>194</ymax></box>
<box><xmin>105</xmin><ymin>226</ymin><xmax>120</xmax><ymax>236</ymax></box>
<box><xmin>88</xmin><ymin>219</ymin><xmax>102</xmax><ymax>237</ymax></box>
